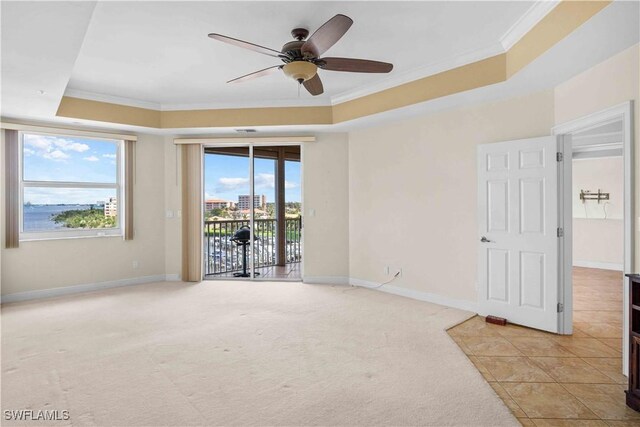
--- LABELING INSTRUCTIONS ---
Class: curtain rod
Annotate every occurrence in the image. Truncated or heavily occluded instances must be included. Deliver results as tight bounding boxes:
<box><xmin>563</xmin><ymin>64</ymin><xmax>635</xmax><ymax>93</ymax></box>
<box><xmin>1</xmin><ymin>122</ymin><xmax>138</xmax><ymax>141</ymax></box>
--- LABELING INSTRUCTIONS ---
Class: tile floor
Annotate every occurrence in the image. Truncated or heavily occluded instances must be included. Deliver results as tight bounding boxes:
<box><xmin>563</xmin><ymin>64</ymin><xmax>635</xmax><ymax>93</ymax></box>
<box><xmin>447</xmin><ymin>267</ymin><xmax>635</xmax><ymax>426</ymax></box>
<box><xmin>206</xmin><ymin>262</ymin><xmax>301</xmax><ymax>280</ymax></box>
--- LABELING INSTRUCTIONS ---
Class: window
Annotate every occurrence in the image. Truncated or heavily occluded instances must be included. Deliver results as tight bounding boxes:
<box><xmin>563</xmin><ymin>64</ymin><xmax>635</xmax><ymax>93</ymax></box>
<box><xmin>19</xmin><ymin>132</ymin><xmax>124</xmax><ymax>240</ymax></box>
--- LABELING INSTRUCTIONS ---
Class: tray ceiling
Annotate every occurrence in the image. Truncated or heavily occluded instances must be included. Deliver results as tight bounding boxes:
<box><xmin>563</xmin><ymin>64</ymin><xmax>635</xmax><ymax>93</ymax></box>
<box><xmin>65</xmin><ymin>1</ymin><xmax>534</xmax><ymax>109</ymax></box>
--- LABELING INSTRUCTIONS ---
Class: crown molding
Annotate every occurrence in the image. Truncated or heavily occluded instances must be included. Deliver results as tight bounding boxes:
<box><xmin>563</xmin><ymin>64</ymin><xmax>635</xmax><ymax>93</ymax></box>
<box><xmin>66</xmin><ymin>89</ymin><xmax>332</xmax><ymax>112</ymax></box>
<box><xmin>500</xmin><ymin>1</ymin><xmax>561</xmax><ymax>50</ymax></box>
<box><xmin>329</xmin><ymin>43</ymin><xmax>505</xmax><ymax>105</ymax></box>
<box><xmin>64</xmin><ymin>88</ymin><xmax>162</xmax><ymax>110</ymax></box>
<box><xmin>162</xmin><ymin>97</ymin><xmax>331</xmax><ymax>111</ymax></box>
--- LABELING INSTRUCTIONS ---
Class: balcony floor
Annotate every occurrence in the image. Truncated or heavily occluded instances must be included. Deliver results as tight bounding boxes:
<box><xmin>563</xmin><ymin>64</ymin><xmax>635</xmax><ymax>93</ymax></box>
<box><xmin>205</xmin><ymin>262</ymin><xmax>301</xmax><ymax>281</ymax></box>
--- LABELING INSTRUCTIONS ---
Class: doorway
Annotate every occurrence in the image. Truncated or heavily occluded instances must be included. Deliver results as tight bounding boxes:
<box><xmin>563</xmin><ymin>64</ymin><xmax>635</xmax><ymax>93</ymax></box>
<box><xmin>202</xmin><ymin>145</ymin><xmax>302</xmax><ymax>281</ymax></box>
<box><xmin>554</xmin><ymin>101</ymin><xmax>634</xmax><ymax>374</ymax></box>
<box><xmin>571</xmin><ymin>124</ymin><xmax>625</xmax><ymax>375</ymax></box>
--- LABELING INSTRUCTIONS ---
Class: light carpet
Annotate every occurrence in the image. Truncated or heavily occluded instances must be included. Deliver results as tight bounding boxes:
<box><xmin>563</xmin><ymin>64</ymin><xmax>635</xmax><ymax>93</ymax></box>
<box><xmin>1</xmin><ymin>281</ymin><xmax>518</xmax><ymax>426</ymax></box>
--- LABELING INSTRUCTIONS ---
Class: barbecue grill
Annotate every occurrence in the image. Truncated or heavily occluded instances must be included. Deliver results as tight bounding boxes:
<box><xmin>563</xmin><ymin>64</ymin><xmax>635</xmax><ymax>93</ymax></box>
<box><xmin>231</xmin><ymin>226</ymin><xmax>259</xmax><ymax>277</ymax></box>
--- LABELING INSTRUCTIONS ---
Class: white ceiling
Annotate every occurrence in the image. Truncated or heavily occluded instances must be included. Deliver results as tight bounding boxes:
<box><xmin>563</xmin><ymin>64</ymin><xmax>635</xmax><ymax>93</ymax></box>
<box><xmin>0</xmin><ymin>1</ymin><xmax>96</xmax><ymax>117</ymax></box>
<box><xmin>1</xmin><ymin>0</ymin><xmax>638</xmax><ymax>133</ymax></box>
<box><xmin>65</xmin><ymin>1</ymin><xmax>534</xmax><ymax>109</ymax></box>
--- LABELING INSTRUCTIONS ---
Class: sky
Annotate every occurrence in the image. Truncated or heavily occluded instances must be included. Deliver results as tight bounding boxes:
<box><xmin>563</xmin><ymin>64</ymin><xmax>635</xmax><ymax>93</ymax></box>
<box><xmin>22</xmin><ymin>134</ymin><xmax>118</xmax><ymax>205</ymax></box>
<box><xmin>204</xmin><ymin>153</ymin><xmax>301</xmax><ymax>204</ymax></box>
<box><xmin>21</xmin><ymin>134</ymin><xmax>302</xmax><ymax>205</ymax></box>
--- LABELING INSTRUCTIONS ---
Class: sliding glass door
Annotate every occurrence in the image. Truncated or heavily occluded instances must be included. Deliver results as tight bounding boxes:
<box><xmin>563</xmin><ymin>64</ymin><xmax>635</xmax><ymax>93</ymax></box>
<box><xmin>203</xmin><ymin>145</ymin><xmax>301</xmax><ymax>281</ymax></box>
<box><xmin>203</xmin><ymin>146</ymin><xmax>252</xmax><ymax>279</ymax></box>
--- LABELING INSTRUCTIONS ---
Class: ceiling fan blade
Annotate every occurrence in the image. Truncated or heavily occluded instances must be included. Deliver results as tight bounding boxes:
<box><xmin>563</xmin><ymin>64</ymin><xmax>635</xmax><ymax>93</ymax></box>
<box><xmin>227</xmin><ymin>65</ymin><xmax>281</xmax><ymax>84</ymax></box>
<box><xmin>301</xmin><ymin>14</ymin><xmax>353</xmax><ymax>58</ymax></box>
<box><xmin>208</xmin><ymin>33</ymin><xmax>285</xmax><ymax>58</ymax></box>
<box><xmin>320</xmin><ymin>57</ymin><xmax>393</xmax><ymax>73</ymax></box>
<box><xmin>303</xmin><ymin>73</ymin><xmax>324</xmax><ymax>96</ymax></box>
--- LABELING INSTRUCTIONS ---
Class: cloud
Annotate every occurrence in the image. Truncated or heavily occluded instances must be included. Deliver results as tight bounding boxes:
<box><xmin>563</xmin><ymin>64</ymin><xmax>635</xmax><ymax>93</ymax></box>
<box><xmin>23</xmin><ymin>134</ymin><xmax>90</xmax><ymax>161</ymax></box>
<box><xmin>83</xmin><ymin>156</ymin><xmax>100</xmax><ymax>162</ymax></box>
<box><xmin>217</xmin><ymin>177</ymin><xmax>249</xmax><ymax>192</ymax></box>
<box><xmin>255</xmin><ymin>174</ymin><xmax>274</xmax><ymax>189</ymax></box>
<box><xmin>54</xmin><ymin>139</ymin><xmax>89</xmax><ymax>153</ymax></box>
<box><xmin>102</xmin><ymin>154</ymin><xmax>117</xmax><ymax>159</ymax></box>
<box><xmin>42</xmin><ymin>150</ymin><xmax>69</xmax><ymax>160</ymax></box>
<box><xmin>216</xmin><ymin>174</ymin><xmax>298</xmax><ymax>193</ymax></box>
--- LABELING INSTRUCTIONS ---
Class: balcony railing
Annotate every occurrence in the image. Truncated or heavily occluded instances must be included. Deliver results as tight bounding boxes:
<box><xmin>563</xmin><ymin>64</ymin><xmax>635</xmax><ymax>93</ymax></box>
<box><xmin>204</xmin><ymin>217</ymin><xmax>301</xmax><ymax>276</ymax></box>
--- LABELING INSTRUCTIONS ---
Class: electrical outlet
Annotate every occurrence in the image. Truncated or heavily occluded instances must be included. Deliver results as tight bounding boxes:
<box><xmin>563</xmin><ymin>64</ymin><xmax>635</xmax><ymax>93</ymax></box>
<box><xmin>395</xmin><ymin>268</ymin><xmax>403</xmax><ymax>278</ymax></box>
<box><xmin>166</xmin><ymin>210</ymin><xmax>174</xmax><ymax>218</ymax></box>
<box><xmin>132</xmin><ymin>260</ymin><xmax>139</xmax><ymax>269</ymax></box>
<box><xmin>384</xmin><ymin>266</ymin><xmax>390</xmax><ymax>275</ymax></box>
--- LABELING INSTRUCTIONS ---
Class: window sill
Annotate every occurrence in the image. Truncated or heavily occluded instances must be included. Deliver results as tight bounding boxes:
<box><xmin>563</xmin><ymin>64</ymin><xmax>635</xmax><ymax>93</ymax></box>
<box><xmin>20</xmin><ymin>232</ymin><xmax>123</xmax><ymax>243</ymax></box>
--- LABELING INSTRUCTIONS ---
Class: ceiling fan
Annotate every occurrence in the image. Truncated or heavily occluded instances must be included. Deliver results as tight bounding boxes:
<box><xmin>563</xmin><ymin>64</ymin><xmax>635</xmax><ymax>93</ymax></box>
<box><xmin>208</xmin><ymin>14</ymin><xmax>393</xmax><ymax>96</ymax></box>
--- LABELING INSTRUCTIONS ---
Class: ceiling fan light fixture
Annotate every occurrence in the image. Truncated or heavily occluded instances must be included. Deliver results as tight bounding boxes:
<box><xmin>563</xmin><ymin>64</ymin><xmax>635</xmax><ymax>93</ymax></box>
<box><xmin>282</xmin><ymin>61</ymin><xmax>317</xmax><ymax>83</ymax></box>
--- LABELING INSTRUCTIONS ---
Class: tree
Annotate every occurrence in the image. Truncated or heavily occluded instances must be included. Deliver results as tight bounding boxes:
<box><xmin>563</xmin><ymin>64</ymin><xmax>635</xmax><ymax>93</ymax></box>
<box><xmin>52</xmin><ymin>209</ymin><xmax>116</xmax><ymax>229</ymax></box>
<box><xmin>266</xmin><ymin>204</ymin><xmax>275</xmax><ymax>217</ymax></box>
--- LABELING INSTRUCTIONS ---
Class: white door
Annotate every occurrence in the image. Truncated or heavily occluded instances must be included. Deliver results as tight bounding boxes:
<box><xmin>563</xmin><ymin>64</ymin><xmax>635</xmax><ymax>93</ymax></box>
<box><xmin>478</xmin><ymin>136</ymin><xmax>561</xmax><ymax>333</ymax></box>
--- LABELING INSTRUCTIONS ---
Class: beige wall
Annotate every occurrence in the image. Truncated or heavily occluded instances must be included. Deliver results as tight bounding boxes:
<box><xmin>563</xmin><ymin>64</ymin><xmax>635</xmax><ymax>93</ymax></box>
<box><xmin>2</xmin><ymin>45</ymin><xmax>637</xmax><ymax>304</ymax></box>
<box><xmin>572</xmin><ymin>157</ymin><xmax>624</xmax><ymax>268</ymax></box>
<box><xmin>347</xmin><ymin>43</ymin><xmax>638</xmax><ymax>304</ymax></box>
<box><xmin>1</xmin><ymin>134</ymin><xmax>167</xmax><ymax>295</ymax></box>
<box><xmin>573</xmin><ymin>219</ymin><xmax>624</xmax><ymax>268</ymax></box>
<box><xmin>302</xmin><ymin>133</ymin><xmax>350</xmax><ymax>280</ymax></box>
<box><xmin>163</xmin><ymin>136</ymin><xmax>182</xmax><ymax>279</ymax></box>
<box><xmin>555</xmin><ymin>44</ymin><xmax>639</xmax><ymax>268</ymax></box>
<box><xmin>348</xmin><ymin>90</ymin><xmax>555</xmax><ymax>303</ymax></box>
<box><xmin>0</xmin><ymin>132</ymin><xmax>351</xmax><ymax>296</ymax></box>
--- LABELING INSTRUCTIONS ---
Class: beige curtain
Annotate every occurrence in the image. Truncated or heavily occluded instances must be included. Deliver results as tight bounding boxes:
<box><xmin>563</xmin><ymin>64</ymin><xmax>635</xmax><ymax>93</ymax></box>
<box><xmin>4</xmin><ymin>130</ymin><xmax>19</xmax><ymax>248</ymax></box>
<box><xmin>181</xmin><ymin>144</ymin><xmax>203</xmax><ymax>282</ymax></box>
<box><xmin>124</xmin><ymin>140</ymin><xmax>135</xmax><ymax>240</ymax></box>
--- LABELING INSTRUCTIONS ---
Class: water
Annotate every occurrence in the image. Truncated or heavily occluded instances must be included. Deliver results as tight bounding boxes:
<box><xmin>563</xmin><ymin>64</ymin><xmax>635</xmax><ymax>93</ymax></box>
<box><xmin>23</xmin><ymin>204</ymin><xmax>93</xmax><ymax>232</ymax></box>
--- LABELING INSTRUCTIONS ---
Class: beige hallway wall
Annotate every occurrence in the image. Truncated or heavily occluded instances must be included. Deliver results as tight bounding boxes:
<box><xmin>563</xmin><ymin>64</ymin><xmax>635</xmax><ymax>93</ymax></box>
<box><xmin>1</xmin><ymin>134</ymin><xmax>167</xmax><ymax>296</ymax></box>
<box><xmin>572</xmin><ymin>157</ymin><xmax>624</xmax><ymax>269</ymax></box>
<box><xmin>555</xmin><ymin>44</ymin><xmax>639</xmax><ymax>268</ymax></box>
<box><xmin>348</xmin><ymin>90</ymin><xmax>555</xmax><ymax>303</ymax></box>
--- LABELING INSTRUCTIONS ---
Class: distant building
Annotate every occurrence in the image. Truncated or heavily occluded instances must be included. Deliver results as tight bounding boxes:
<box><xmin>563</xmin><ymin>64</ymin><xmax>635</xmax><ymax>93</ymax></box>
<box><xmin>104</xmin><ymin>197</ymin><xmax>117</xmax><ymax>217</ymax></box>
<box><xmin>237</xmin><ymin>195</ymin><xmax>266</xmax><ymax>210</ymax></box>
<box><xmin>237</xmin><ymin>208</ymin><xmax>268</xmax><ymax>219</ymax></box>
<box><xmin>205</xmin><ymin>199</ymin><xmax>235</xmax><ymax>210</ymax></box>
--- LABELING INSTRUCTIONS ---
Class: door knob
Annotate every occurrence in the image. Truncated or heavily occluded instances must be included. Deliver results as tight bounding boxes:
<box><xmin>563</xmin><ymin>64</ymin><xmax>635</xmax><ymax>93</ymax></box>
<box><xmin>480</xmin><ymin>236</ymin><xmax>493</xmax><ymax>243</ymax></box>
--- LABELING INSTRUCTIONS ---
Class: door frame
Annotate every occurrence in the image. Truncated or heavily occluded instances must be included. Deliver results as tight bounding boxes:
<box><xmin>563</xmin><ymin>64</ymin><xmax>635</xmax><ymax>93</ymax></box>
<box><xmin>553</xmin><ymin>101</ymin><xmax>634</xmax><ymax>373</ymax></box>
<box><xmin>201</xmin><ymin>141</ymin><xmax>305</xmax><ymax>282</ymax></box>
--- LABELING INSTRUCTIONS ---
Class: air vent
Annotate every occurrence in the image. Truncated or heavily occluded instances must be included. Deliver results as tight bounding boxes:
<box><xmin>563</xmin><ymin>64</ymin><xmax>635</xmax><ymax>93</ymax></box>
<box><xmin>235</xmin><ymin>129</ymin><xmax>257</xmax><ymax>133</ymax></box>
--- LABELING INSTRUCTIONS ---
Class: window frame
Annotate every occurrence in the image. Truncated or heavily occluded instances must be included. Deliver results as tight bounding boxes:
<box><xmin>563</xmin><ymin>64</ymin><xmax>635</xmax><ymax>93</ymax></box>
<box><xmin>18</xmin><ymin>130</ymin><xmax>125</xmax><ymax>241</ymax></box>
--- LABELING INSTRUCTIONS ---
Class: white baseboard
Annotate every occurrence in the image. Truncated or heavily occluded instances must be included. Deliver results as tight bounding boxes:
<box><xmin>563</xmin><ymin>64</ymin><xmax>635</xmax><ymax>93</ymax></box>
<box><xmin>303</xmin><ymin>276</ymin><xmax>350</xmax><ymax>285</ymax></box>
<box><xmin>573</xmin><ymin>260</ymin><xmax>623</xmax><ymax>271</ymax></box>
<box><xmin>350</xmin><ymin>278</ymin><xmax>478</xmax><ymax>313</ymax></box>
<box><xmin>303</xmin><ymin>275</ymin><xmax>478</xmax><ymax>313</ymax></box>
<box><xmin>0</xmin><ymin>274</ymin><xmax>178</xmax><ymax>304</ymax></box>
<box><xmin>1</xmin><ymin>273</ymin><xmax>477</xmax><ymax>315</ymax></box>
